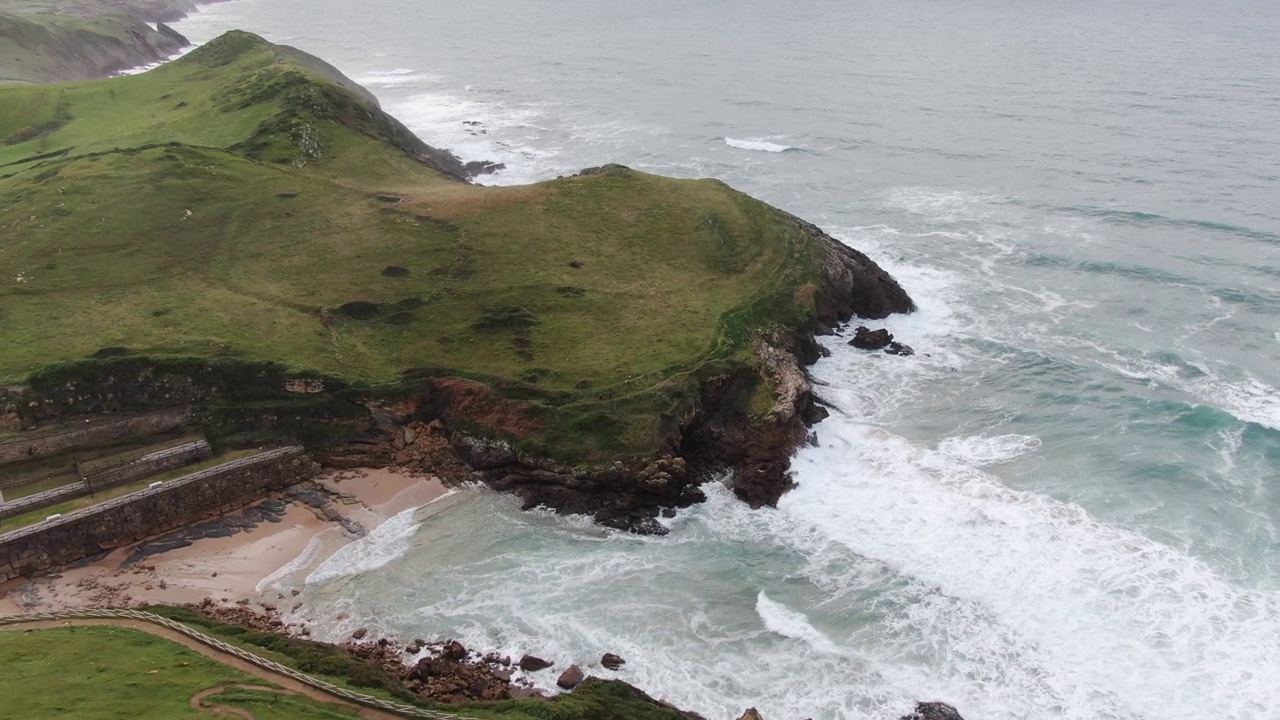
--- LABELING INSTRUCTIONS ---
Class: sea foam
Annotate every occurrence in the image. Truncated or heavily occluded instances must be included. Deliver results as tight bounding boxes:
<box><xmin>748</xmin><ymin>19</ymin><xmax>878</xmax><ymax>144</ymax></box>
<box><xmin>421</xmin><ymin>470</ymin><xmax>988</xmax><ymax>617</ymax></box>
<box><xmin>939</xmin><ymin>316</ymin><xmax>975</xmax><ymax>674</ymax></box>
<box><xmin>724</xmin><ymin>137</ymin><xmax>795</xmax><ymax>152</ymax></box>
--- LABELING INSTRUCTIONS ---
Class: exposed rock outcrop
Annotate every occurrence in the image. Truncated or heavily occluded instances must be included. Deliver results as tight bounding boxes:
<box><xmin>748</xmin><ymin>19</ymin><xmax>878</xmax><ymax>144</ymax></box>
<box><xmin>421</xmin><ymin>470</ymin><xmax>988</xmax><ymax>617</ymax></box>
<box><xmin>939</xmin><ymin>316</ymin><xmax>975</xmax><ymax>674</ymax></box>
<box><xmin>850</xmin><ymin>326</ymin><xmax>894</xmax><ymax>350</ymax></box>
<box><xmin>518</xmin><ymin>654</ymin><xmax>553</xmax><ymax>672</ymax></box>
<box><xmin>901</xmin><ymin>701</ymin><xmax>966</xmax><ymax>720</ymax></box>
<box><xmin>557</xmin><ymin>664</ymin><xmax>585</xmax><ymax>690</ymax></box>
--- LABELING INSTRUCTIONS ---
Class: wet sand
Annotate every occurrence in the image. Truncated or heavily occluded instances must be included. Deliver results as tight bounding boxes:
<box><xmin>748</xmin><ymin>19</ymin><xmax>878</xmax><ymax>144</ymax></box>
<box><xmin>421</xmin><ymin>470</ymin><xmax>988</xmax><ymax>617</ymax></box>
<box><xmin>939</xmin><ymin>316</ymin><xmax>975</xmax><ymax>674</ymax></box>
<box><xmin>0</xmin><ymin>467</ymin><xmax>450</xmax><ymax>617</ymax></box>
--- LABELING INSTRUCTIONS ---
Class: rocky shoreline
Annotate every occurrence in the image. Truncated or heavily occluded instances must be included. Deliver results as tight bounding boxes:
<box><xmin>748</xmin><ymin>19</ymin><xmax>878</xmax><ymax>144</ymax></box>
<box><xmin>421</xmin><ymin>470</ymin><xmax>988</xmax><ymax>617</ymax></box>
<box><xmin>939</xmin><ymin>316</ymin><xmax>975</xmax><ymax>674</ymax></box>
<box><xmin>193</xmin><ymin>600</ymin><xmax>964</xmax><ymax>720</ymax></box>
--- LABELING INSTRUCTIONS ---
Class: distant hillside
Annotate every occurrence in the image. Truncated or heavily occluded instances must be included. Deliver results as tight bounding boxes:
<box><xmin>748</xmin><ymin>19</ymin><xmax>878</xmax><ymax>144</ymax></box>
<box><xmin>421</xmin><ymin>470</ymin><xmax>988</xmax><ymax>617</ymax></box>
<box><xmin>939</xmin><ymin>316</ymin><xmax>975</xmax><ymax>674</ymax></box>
<box><xmin>0</xmin><ymin>11</ymin><xmax>187</xmax><ymax>84</ymax></box>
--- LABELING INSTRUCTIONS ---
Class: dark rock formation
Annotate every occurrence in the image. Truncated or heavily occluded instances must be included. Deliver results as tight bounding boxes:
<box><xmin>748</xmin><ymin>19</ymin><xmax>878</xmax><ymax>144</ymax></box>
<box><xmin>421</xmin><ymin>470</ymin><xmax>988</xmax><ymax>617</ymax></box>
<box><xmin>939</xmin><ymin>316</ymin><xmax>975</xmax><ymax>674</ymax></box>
<box><xmin>601</xmin><ymin>652</ymin><xmax>626</xmax><ymax>670</ymax></box>
<box><xmin>901</xmin><ymin>702</ymin><xmax>966</xmax><ymax>720</ymax></box>
<box><xmin>885</xmin><ymin>341</ymin><xmax>914</xmax><ymax>356</ymax></box>
<box><xmin>557</xmin><ymin>664</ymin><xmax>585</xmax><ymax>690</ymax></box>
<box><xmin>518</xmin><ymin>654</ymin><xmax>553</xmax><ymax>672</ymax></box>
<box><xmin>795</xmin><ymin>213</ymin><xmax>915</xmax><ymax>324</ymax></box>
<box><xmin>463</xmin><ymin>160</ymin><xmax>506</xmax><ymax>177</ymax></box>
<box><xmin>453</xmin><ymin>433</ymin><xmax>705</xmax><ymax>535</ymax></box>
<box><xmin>398</xmin><ymin>639</ymin><xmax>510</xmax><ymax>702</ymax></box>
<box><xmin>850</xmin><ymin>326</ymin><xmax>894</xmax><ymax>350</ymax></box>
<box><xmin>737</xmin><ymin>710</ymin><xmax>765</xmax><ymax>720</ymax></box>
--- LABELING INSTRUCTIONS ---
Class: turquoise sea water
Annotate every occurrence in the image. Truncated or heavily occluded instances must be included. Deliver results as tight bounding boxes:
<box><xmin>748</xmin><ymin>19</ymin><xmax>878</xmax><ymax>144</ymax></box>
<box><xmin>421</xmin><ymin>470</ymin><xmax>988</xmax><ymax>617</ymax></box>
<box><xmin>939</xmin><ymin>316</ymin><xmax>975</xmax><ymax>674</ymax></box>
<box><xmin>176</xmin><ymin>1</ymin><xmax>1280</xmax><ymax>717</ymax></box>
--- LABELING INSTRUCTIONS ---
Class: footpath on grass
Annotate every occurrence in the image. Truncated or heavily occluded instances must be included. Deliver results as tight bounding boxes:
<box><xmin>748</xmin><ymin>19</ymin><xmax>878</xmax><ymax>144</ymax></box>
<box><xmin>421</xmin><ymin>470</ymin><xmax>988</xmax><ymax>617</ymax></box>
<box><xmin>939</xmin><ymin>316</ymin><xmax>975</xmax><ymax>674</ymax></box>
<box><xmin>0</xmin><ymin>609</ymin><xmax>469</xmax><ymax>720</ymax></box>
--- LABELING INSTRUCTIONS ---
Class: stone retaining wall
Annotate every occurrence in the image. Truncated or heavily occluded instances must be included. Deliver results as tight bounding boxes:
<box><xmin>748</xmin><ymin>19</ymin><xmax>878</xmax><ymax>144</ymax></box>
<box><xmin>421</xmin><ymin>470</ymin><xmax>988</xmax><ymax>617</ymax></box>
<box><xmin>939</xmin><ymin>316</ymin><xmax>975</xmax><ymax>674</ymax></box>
<box><xmin>0</xmin><ymin>439</ymin><xmax>213</xmax><ymax>522</ymax></box>
<box><xmin>0</xmin><ymin>406</ymin><xmax>192</xmax><ymax>465</ymax></box>
<box><xmin>0</xmin><ymin>447</ymin><xmax>319</xmax><ymax>581</ymax></box>
<box><xmin>81</xmin><ymin>439</ymin><xmax>212</xmax><ymax>492</ymax></box>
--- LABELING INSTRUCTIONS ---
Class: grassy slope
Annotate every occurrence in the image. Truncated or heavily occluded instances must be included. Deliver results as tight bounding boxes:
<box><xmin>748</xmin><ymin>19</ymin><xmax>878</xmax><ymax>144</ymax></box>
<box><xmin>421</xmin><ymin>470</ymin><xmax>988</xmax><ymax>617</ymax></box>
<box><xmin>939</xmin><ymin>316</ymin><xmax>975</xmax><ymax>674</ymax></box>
<box><xmin>0</xmin><ymin>31</ymin><xmax>827</xmax><ymax>464</ymax></box>
<box><xmin>0</xmin><ymin>625</ymin><xmax>338</xmax><ymax>720</ymax></box>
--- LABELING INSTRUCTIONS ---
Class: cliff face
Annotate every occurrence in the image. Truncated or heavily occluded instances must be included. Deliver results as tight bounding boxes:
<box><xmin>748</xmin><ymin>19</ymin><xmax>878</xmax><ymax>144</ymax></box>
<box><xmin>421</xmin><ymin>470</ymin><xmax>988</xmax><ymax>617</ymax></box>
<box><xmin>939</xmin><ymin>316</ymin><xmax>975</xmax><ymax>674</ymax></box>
<box><xmin>0</xmin><ymin>12</ymin><xmax>189</xmax><ymax>84</ymax></box>
<box><xmin>315</xmin><ymin>219</ymin><xmax>916</xmax><ymax>532</ymax></box>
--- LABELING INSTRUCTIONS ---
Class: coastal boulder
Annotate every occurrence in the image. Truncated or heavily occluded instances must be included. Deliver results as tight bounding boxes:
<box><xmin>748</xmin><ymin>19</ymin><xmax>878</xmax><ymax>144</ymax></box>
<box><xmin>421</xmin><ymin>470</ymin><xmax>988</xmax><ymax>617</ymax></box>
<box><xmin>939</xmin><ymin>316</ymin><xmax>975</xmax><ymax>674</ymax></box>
<box><xmin>849</xmin><ymin>326</ymin><xmax>893</xmax><ymax>350</ymax></box>
<box><xmin>900</xmin><ymin>702</ymin><xmax>965</xmax><ymax>720</ymax></box>
<box><xmin>885</xmin><ymin>341</ymin><xmax>914</xmax><ymax>356</ymax></box>
<box><xmin>519</xmin><ymin>654</ymin><xmax>553</xmax><ymax>671</ymax></box>
<box><xmin>557</xmin><ymin>664</ymin><xmax>585</xmax><ymax>690</ymax></box>
<box><xmin>737</xmin><ymin>709</ymin><xmax>765</xmax><ymax>720</ymax></box>
<box><xmin>601</xmin><ymin>652</ymin><xmax>626</xmax><ymax>670</ymax></box>
<box><xmin>442</xmin><ymin>639</ymin><xmax>468</xmax><ymax>661</ymax></box>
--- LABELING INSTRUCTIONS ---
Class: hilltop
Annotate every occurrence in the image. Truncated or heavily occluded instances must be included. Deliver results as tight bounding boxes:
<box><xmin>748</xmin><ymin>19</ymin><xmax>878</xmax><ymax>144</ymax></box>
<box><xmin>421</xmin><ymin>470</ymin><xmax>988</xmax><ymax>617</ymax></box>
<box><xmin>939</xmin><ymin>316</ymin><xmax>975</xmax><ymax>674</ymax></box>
<box><xmin>0</xmin><ymin>31</ymin><xmax>913</xmax><ymax>529</ymax></box>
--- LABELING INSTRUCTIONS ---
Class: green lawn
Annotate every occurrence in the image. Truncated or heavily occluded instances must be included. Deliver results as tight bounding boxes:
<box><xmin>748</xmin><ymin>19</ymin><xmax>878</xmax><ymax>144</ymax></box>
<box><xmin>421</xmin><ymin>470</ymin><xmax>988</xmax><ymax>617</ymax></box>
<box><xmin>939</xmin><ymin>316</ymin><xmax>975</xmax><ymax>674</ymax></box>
<box><xmin>0</xmin><ymin>625</ymin><xmax>264</xmax><ymax>720</ymax></box>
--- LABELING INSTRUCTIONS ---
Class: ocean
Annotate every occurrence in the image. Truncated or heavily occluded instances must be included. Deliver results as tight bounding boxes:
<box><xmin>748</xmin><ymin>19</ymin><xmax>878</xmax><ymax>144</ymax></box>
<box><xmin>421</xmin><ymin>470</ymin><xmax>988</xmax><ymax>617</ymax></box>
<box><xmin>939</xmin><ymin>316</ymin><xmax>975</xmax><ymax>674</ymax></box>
<box><xmin>174</xmin><ymin>1</ymin><xmax>1280</xmax><ymax>718</ymax></box>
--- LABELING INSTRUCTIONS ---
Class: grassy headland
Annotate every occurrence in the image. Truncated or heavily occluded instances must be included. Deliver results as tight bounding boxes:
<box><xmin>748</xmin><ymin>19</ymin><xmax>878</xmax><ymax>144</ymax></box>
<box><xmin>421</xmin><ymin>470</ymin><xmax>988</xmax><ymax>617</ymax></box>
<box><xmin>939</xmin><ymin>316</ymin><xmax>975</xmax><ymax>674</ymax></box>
<box><xmin>0</xmin><ymin>30</ymin><xmax>911</xmax><ymax>486</ymax></box>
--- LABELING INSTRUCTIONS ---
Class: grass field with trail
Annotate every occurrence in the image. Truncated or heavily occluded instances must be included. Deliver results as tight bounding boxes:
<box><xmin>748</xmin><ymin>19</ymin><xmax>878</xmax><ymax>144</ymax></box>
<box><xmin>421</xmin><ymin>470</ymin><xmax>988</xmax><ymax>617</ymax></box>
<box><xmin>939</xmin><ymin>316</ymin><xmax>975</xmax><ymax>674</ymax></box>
<box><xmin>0</xmin><ymin>30</ymin><xmax>831</xmax><ymax>464</ymax></box>
<box><xmin>0</xmin><ymin>618</ymin><xmax>702</xmax><ymax>720</ymax></box>
<box><xmin>0</xmin><ymin>624</ymin><xmax>372</xmax><ymax>720</ymax></box>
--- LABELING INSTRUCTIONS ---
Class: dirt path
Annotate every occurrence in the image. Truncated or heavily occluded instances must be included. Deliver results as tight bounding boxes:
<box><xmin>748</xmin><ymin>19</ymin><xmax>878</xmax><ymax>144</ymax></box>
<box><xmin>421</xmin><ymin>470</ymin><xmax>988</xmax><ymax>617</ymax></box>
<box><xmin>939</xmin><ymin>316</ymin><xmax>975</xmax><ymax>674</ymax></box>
<box><xmin>0</xmin><ymin>618</ymin><xmax>407</xmax><ymax>720</ymax></box>
<box><xmin>191</xmin><ymin>683</ymin><xmax>311</xmax><ymax>720</ymax></box>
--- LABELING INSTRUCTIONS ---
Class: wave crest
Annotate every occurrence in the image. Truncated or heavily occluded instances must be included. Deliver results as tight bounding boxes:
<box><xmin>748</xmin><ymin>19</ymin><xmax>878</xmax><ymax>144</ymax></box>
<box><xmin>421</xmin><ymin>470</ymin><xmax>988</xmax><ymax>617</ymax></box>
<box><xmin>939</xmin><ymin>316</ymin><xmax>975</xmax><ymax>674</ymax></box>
<box><xmin>724</xmin><ymin>137</ymin><xmax>796</xmax><ymax>153</ymax></box>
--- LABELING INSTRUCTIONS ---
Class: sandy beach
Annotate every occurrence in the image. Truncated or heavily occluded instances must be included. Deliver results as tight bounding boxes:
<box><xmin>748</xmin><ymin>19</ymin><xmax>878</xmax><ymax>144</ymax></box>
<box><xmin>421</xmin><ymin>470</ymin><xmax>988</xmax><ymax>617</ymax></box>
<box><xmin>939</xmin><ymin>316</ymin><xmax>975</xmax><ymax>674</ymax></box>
<box><xmin>0</xmin><ymin>467</ymin><xmax>451</xmax><ymax>618</ymax></box>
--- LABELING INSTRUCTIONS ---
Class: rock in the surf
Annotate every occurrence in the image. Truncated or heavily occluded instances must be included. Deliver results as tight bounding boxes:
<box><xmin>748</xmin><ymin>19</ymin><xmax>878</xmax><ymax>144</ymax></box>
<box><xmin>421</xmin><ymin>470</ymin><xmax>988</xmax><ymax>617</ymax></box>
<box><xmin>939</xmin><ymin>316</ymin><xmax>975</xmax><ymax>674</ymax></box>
<box><xmin>519</xmin><ymin>654</ymin><xmax>553</xmax><ymax>671</ymax></box>
<box><xmin>900</xmin><ymin>701</ymin><xmax>965</xmax><ymax>720</ymax></box>
<box><xmin>849</xmin><ymin>326</ymin><xmax>893</xmax><ymax>350</ymax></box>
<box><xmin>557</xmin><ymin>664</ymin><xmax>585</xmax><ymax>689</ymax></box>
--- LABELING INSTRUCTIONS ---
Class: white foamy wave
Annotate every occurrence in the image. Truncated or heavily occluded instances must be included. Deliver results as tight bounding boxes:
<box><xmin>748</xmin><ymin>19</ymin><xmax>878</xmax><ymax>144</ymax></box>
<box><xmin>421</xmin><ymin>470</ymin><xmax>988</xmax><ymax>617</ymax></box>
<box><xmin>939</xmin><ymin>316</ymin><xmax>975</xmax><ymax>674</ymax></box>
<box><xmin>784</xmin><ymin>365</ymin><xmax>1280</xmax><ymax>719</ymax></box>
<box><xmin>1094</xmin><ymin>345</ymin><xmax>1280</xmax><ymax>432</ymax></box>
<box><xmin>256</xmin><ymin>531</ymin><xmax>329</xmax><ymax>593</ymax></box>
<box><xmin>756</xmin><ymin>592</ymin><xmax>841</xmax><ymax>654</ymax></box>
<box><xmin>1189</xmin><ymin>375</ymin><xmax>1280</xmax><ymax>432</ymax></box>
<box><xmin>724</xmin><ymin>137</ymin><xmax>796</xmax><ymax>153</ymax></box>
<box><xmin>880</xmin><ymin>187</ymin><xmax>1012</xmax><ymax>224</ymax></box>
<box><xmin>353</xmin><ymin>68</ymin><xmax>438</xmax><ymax>86</ymax></box>
<box><xmin>305</xmin><ymin>507</ymin><xmax>423</xmax><ymax>584</ymax></box>
<box><xmin>383</xmin><ymin>90</ymin><xmax>564</xmax><ymax>186</ymax></box>
<box><xmin>937</xmin><ymin>434</ymin><xmax>1042</xmax><ymax>466</ymax></box>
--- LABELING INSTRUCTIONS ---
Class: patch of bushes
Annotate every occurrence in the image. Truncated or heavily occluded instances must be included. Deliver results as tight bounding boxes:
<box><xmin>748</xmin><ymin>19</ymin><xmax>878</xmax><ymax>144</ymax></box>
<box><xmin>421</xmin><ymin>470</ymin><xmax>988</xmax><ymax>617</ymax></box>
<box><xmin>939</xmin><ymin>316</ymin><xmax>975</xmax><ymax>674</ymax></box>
<box><xmin>337</xmin><ymin>301</ymin><xmax>380</xmax><ymax>319</ymax></box>
<box><xmin>472</xmin><ymin>306</ymin><xmax>537</xmax><ymax>331</ymax></box>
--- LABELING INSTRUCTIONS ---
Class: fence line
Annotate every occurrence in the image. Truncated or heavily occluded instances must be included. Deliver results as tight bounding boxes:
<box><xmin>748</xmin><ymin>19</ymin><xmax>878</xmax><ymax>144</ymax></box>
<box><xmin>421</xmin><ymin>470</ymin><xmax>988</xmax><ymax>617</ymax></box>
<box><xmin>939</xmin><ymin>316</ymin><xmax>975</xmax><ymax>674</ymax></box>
<box><xmin>0</xmin><ymin>608</ymin><xmax>472</xmax><ymax>720</ymax></box>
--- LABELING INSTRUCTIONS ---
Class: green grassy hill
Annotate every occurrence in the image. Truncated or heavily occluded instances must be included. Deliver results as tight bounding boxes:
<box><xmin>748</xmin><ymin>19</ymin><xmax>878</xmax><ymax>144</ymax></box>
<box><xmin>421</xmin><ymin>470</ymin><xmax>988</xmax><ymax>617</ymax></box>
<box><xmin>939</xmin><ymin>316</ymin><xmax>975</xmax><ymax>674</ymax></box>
<box><xmin>0</xmin><ymin>30</ymin><xmax>905</xmax><ymax>465</ymax></box>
